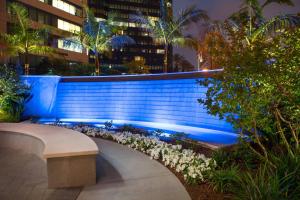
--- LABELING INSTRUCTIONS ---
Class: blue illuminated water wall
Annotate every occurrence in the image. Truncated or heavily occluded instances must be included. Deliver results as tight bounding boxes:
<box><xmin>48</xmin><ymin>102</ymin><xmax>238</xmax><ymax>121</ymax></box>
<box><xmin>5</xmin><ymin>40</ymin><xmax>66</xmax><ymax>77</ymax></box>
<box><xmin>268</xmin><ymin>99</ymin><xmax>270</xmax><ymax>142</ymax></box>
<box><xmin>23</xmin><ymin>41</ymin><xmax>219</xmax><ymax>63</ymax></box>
<box><xmin>22</xmin><ymin>72</ymin><xmax>234</xmax><ymax>134</ymax></box>
<box><xmin>22</xmin><ymin>76</ymin><xmax>60</xmax><ymax>118</ymax></box>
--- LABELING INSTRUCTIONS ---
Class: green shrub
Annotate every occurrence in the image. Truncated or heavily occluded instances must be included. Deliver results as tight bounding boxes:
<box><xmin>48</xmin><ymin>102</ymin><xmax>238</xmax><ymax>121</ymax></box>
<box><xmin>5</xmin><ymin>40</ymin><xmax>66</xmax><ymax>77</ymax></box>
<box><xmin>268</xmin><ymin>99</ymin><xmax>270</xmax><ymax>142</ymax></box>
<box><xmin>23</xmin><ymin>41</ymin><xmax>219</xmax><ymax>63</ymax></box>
<box><xmin>0</xmin><ymin>65</ymin><xmax>29</xmax><ymax>122</ymax></box>
<box><xmin>209</xmin><ymin>165</ymin><xmax>239</xmax><ymax>193</ymax></box>
<box><xmin>232</xmin><ymin>161</ymin><xmax>300</xmax><ymax>200</ymax></box>
<box><xmin>117</xmin><ymin>124</ymin><xmax>150</xmax><ymax>136</ymax></box>
<box><xmin>199</xmin><ymin>28</ymin><xmax>300</xmax><ymax>163</ymax></box>
<box><xmin>104</xmin><ymin>120</ymin><xmax>113</xmax><ymax>130</ymax></box>
<box><xmin>213</xmin><ymin>143</ymin><xmax>259</xmax><ymax>170</ymax></box>
<box><xmin>170</xmin><ymin>132</ymin><xmax>188</xmax><ymax>141</ymax></box>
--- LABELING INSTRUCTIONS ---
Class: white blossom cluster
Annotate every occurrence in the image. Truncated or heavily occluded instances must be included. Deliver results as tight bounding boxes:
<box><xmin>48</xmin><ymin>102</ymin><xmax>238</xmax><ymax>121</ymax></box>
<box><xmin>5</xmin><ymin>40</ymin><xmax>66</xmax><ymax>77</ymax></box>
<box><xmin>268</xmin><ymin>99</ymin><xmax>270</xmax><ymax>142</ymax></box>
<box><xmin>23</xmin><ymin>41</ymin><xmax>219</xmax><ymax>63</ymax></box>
<box><xmin>53</xmin><ymin>124</ymin><xmax>216</xmax><ymax>184</ymax></box>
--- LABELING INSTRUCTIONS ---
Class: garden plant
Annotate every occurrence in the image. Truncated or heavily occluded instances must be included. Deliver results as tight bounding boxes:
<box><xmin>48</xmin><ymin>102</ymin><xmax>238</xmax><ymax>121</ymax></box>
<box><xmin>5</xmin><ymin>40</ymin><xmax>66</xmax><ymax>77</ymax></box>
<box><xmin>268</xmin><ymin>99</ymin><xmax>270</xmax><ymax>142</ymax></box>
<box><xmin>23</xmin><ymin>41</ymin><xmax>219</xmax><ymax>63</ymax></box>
<box><xmin>198</xmin><ymin>7</ymin><xmax>300</xmax><ymax>199</ymax></box>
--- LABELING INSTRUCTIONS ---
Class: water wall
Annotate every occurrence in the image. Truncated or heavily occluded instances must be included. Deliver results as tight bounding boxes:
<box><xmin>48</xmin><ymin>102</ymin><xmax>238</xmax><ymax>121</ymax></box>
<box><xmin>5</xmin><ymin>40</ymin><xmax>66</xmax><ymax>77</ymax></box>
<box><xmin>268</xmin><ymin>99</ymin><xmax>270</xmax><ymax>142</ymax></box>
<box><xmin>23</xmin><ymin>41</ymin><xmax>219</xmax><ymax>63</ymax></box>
<box><xmin>22</xmin><ymin>72</ymin><xmax>234</xmax><ymax>134</ymax></box>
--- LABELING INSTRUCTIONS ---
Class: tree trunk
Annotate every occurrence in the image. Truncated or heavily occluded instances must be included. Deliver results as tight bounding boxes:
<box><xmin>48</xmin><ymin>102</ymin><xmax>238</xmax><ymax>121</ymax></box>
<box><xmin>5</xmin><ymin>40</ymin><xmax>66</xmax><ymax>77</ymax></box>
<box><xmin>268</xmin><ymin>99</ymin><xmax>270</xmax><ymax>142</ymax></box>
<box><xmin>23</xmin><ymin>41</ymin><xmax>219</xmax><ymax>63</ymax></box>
<box><xmin>24</xmin><ymin>51</ymin><xmax>29</xmax><ymax>75</ymax></box>
<box><xmin>163</xmin><ymin>46</ymin><xmax>168</xmax><ymax>73</ymax></box>
<box><xmin>95</xmin><ymin>52</ymin><xmax>100</xmax><ymax>76</ymax></box>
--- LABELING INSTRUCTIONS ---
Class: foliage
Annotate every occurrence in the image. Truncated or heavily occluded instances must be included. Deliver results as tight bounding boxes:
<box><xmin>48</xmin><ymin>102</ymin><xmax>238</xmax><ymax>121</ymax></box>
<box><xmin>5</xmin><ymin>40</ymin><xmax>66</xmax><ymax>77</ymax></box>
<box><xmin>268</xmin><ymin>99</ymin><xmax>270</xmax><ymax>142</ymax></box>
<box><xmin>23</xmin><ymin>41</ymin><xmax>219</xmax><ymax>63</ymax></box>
<box><xmin>0</xmin><ymin>65</ymin><xmax>29</xmax><ymax>122</ymax></box>
<box><xmin>170</xmin><ymin>132</ymin><xmax>189</xmax><ymax>141</ymax></box>
<box><xmin>199</xmin><ymin>28</ymin><xmax>300</xmax><ymax>163</ymax></box>
<box><xmin>32</xmin><ymin>58</ymin><xmax>95</xmax><ymax>76</ymax></box>
<box><xmin>210</xmin><ymin>151</ymin><xmax>300</xmax><ymax>198</ymax></box>
<box><xmin>212</xmin><ymin>144</ymin><xmax>259</xmax><ymax>170</ymax></box>
<box><xmin>227</xmin><ymin>0</ymin><xmax>300</xmax><ymax>46</ymax></box>
<box><xmin>0</xmin><ymin>3</ymin><xmax>53</xmax><ymax>75</ymax></box>
<box><xmin>209</xmin><ymin>165</ymin><xmax>240</xmax><ymax>193</ymax></box>
<box><xmin>70</xmin><ymin>8</ymin><xmax>134</xmax><ymax>75</ymax></box>
<box><xmin>152</xmin><ymin>129</ymin><xmax>165</xmax><ymax>137</ymax></box>
<box><xmin>63</xmin><ymin>124</ymin><xmax>216</xmax><ymax>185</ymax></box>
<box><xmin>135</xmin><ymin>6</ymin><xmax>208</xmax><ymax>72</ymax></box>
<box><xmin>197</xmin><ymin>31</ymin><xmax>229</xmax><ymax>69</ymax></box>
<box><xmin>173</xmin><ymin>53</ymin><xmax>195</xmax><ymax>72</ymax></box>
<box><xmin>194</xmin><ymin>0</ymin><xmax>299</xmax><ymax>69</ymax></box>
<box><xmin>104</xmin><ymin>120</ymin><xmax>113</xmax><ymax>130</ymax></box>
<box><xmin>116</xmin><ymin>124</ymin><xmax>150</xmax><ymax>136</ymax></box>
<box><xmin>124</xmin><ymin>58</ymin><xmax>150</xmax><ymax>74</ymax></box>
<box><xmin>232</xmin><ymin>157</ymin><xmax>300</xmax><ymax>200</ymax></box>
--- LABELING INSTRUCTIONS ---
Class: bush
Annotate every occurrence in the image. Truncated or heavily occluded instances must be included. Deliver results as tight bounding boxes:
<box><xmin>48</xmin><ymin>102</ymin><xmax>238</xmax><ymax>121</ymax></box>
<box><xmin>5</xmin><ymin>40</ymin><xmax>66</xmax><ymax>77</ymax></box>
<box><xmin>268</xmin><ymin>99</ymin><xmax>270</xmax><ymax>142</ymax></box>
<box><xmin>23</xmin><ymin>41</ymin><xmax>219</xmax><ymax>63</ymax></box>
<box><xmin>0</xmin><ymin>65</ymin><xmax>29</xmax><ymax>122</ymax></box>
<box><xmin>170</xmin><ymin>132</ymin><xmax>188</xmax><ymax>141</ymax></box>
<box><xmin>104</xmin><ymin>120</ymin><xmax>113</xmax><ymax>130</ymax></box>
<box><xmin>232</xmin><ymin>160</ymin><xmax>300</xmax><ymax>200</ymax></box>
<box><xmin>32</xmin><ymin>58</ymin><xmax>95</xmax><ymax>76</ymax></box>
<box><xmin>210</xmin><ymin>153</ymin><xmax>300</xmax><ymax>199</ymax></box>
<box><xmin>116</xmin><ymin>124</ymin><xmax>150</xmax><ymax>136</ymax></box>
<box><xmin>209</xmin><ymin>165</ymin><xmax>239</xmax><ymax>193</ymax></box>
<box><xmin>212</xmin><ymin>143</ymin><xmax>259</xmax><ymax>170</ymax></box>
<box><xmin>199</xmin><ymin>28</ymin><xmax>300</xmax><ymax>162</ymax></box>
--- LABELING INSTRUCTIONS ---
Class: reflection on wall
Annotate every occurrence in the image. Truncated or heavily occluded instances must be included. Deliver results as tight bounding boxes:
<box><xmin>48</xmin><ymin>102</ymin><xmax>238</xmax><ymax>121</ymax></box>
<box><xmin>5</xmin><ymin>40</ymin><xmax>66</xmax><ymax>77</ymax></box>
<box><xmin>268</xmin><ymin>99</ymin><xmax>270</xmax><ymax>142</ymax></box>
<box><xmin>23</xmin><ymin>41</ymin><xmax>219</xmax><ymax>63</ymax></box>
<box><xmin>22</xmin><ymin>76</ymin><xmax>60</xmax><ymax>118</ymax></box>
<box><xmin>22</xmin><ymin>74</ymin><xmax>234</xmax><ymax>133</ymax></box>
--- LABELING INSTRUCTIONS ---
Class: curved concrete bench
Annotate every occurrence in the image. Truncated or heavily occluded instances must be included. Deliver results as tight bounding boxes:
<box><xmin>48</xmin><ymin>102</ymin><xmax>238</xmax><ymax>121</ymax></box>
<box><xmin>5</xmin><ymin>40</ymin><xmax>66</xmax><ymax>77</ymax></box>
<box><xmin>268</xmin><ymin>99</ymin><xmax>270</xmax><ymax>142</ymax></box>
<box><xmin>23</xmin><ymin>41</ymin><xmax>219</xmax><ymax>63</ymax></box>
<box><xmin>0</xmin><ymin>123</ymin><xmax>99</xmax><ymax>188</ymax></box>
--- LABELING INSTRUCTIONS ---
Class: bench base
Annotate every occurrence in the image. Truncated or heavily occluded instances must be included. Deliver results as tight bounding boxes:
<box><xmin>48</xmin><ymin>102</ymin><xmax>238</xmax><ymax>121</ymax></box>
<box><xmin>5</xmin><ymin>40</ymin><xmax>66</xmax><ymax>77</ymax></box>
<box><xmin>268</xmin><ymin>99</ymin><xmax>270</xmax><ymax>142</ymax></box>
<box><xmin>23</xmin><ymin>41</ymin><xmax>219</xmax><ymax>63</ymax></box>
<box><xmin>47</xmin><ymin>155</ymin><xmax>97</xmax><ymax>188</ymax></box>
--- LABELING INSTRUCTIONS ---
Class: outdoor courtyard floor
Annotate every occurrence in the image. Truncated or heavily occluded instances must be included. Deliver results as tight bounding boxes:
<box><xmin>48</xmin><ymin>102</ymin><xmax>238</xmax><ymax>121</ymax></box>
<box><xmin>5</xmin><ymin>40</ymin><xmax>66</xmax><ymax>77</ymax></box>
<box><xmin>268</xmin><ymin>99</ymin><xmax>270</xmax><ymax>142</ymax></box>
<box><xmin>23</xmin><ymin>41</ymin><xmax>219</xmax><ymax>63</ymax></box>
<box><xmin>0</xmin><ymin>138</ymin><xmax>190</xmax><ymax>200</ymax></box>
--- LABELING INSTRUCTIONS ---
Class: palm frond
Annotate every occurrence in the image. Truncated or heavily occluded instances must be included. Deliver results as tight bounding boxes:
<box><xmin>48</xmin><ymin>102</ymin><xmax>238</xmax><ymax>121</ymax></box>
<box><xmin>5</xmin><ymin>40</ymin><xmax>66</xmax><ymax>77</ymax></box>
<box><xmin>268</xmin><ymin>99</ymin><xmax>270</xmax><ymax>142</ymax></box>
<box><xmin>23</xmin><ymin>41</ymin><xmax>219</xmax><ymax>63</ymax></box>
<box><xmin>9</xmin><ymin>3</ymin><xmax>29</xmax><ymax>35</ymax></box>
<box><xmin>171</xmin><ymin>37</ymin><xmax>193</xmax><ymax>48</ymax></box>
<box><xmin>176</xmin><ymin>6</ymin><xmax>209</xmax><ymax>27</ymax></box>
<box><xmin>262</xmin><ymin>0</ymin><xmax>294</xmax><ymax>8</ymax></box>
<box><xmin>251</xmin><ymin>14</ymin><xmax>300</xmax><ymax>41</ymax></box>
<box><xmin>28</xmin><ymin>45</ymin><xmax>54</xmax><ymax>55</ymax></box>
<box><xmin>110</xmin><ymin>35</ymin><xmax>135</xmax><ymax>49</ymax></box>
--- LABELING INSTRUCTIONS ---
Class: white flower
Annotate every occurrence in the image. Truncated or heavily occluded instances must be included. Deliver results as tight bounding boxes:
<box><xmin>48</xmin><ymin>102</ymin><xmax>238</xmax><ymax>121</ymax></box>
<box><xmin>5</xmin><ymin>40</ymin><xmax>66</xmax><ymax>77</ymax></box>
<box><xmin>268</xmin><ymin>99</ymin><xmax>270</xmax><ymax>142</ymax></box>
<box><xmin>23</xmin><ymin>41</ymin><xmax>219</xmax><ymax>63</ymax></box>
<box><xmin>55</xmin><ymin>124</ymin><xmax>216</xmax><ymax>185</ymax></box>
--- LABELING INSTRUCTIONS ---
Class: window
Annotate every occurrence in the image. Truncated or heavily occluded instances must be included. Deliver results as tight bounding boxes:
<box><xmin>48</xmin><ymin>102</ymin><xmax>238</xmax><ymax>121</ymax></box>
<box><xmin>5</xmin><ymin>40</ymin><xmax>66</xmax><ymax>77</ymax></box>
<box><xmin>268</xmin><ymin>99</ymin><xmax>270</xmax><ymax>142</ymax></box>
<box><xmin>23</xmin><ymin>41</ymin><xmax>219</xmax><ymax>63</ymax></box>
<box><xmin>57</xmin><ymin>39</ymin><xmax>82</xmax><ymax>53</ymax></box>
<box><xmin>157</xmin><ymin>49</ymin><xmax>165</xmax><ymax>54</ymax></box>
<box><xmin>57</xmin><ymin>19</ymin><xmax>81</xmax><ymax>33</ymax></box>
<box><xmin>52</xmin><ymin>0</ymin><xmax>76</xmax><ymax>15</ymax></box>
<box><xmin>135</xmin><ymin>56</ymin><xmax>144</xmax><ymax>61</ymax></box>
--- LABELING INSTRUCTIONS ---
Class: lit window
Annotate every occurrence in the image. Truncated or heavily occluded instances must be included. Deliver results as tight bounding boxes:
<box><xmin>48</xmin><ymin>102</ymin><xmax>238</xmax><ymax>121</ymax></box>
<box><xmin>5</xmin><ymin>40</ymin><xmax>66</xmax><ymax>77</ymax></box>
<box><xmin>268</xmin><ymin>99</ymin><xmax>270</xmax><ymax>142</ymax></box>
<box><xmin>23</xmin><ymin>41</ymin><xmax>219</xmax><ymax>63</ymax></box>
<box><xmin>157</xmin><ymin>49</ymin><xmax>165</xmax><ymax>54</ymax></box>
<box><xmin>53</xmin><ymin>0</ymin><xmax>76</xmax><ymax>15</ymax></box>
<box><xmin>57</xmin><ymin>19</ymin><xmax>81</xmax><ymax>33</ymax></box>
<box><xmin>134</xmin><ymin>56</ymin><xmax>144</xmax><ymax>61</ymax></box>
<box><xmin>57</xmin><ymin>39</ymin><xmax>83</xmax><ymax>53</ymax></box>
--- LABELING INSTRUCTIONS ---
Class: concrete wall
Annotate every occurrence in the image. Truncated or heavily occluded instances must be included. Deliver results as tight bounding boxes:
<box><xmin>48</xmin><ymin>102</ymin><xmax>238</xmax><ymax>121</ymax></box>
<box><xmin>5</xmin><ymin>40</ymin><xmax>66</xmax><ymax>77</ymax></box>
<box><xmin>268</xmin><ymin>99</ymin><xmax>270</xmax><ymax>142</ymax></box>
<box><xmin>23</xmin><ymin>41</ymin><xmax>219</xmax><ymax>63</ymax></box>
<box><xmin>22</xmin><ymin>73</ymin><xmax>234</xmax><ymax>132</ymax></box>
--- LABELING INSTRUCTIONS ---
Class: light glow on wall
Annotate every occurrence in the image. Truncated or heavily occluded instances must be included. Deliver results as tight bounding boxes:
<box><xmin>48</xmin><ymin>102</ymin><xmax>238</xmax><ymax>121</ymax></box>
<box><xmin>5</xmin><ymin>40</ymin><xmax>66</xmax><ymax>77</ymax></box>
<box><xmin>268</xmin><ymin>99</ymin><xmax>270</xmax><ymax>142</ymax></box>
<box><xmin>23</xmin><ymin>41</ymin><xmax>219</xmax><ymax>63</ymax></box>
<box><xmin>22</xmin><ymin>73</ymin><xmax>236</xmax><ymax>144</ymax></box>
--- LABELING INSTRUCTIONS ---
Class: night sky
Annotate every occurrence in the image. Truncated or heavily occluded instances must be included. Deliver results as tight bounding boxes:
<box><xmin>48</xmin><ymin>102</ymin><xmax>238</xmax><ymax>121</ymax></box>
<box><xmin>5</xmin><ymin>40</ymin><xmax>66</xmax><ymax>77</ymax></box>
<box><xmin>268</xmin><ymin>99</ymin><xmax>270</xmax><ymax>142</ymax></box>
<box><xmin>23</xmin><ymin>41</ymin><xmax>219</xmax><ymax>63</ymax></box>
<box><xmin>173</xmin><ymin>0</ymin><xmax>300</xmax><ymax>66</ymax></box>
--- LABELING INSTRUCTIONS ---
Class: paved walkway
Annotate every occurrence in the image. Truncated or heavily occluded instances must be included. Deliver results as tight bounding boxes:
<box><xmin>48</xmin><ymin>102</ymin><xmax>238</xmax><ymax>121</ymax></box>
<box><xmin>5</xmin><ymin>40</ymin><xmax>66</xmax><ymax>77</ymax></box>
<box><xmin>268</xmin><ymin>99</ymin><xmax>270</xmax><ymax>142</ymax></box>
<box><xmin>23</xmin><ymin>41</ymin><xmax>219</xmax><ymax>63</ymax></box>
<box><xmin>0</xmin><ymin>138</ymin><xmax>190</xmax><ymax>200</ymax></box>
<box><xmin>78</xmin><ymin>138</ymin><xmax>191</xmax><ymax>200</ymax></box>
<box><xmin>0</xmin><ymin>148</ymin><xmax>81</xmax><ymax>200</ymax></box>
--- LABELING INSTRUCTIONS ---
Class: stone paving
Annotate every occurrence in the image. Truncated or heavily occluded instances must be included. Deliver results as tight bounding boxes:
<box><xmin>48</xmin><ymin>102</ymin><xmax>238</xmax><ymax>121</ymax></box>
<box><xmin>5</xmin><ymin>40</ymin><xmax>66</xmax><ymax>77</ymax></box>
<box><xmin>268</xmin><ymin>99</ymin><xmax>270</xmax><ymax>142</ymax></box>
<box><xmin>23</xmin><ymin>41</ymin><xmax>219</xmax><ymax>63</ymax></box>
<box><xmin>77</xmin><ymin>138</ymin><xmax>190</xmax><ymax>200</ymax></box>
<box><xmin>0</xmin><ymin>148</ymin><xmax>81</xmax><ymax>200</ymax></box>
<box><xmin>0</xmin><ymin>138</ymin><xmax>190</xmax><ymax>200</ymax></box>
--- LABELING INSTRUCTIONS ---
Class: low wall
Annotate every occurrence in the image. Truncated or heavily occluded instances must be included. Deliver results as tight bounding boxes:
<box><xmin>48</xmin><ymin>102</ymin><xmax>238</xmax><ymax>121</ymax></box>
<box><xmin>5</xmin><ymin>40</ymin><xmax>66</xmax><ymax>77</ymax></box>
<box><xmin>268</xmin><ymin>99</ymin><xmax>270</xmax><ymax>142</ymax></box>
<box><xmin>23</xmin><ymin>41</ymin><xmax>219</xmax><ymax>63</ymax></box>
<box><xmin>22</xmin><ymin>72</ymin><xmax>234</xmax><ymax>133</ymax></box>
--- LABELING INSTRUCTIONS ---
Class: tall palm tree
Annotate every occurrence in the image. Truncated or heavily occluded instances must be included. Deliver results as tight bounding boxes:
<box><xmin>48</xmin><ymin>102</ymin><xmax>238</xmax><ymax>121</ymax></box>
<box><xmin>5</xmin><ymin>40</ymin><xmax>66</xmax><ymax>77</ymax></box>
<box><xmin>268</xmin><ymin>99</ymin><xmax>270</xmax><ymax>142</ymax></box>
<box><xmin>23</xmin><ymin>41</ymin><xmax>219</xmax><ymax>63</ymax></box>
<box><xmin>135</xmin><ymin>6</ymin><xmax>208</xmax><ymax>73</ymax></box>
<box><xmin>228</xmin><ymin>0</ymin><xmax>299</xmax><ymax>46</ymax></box>
<box><xmin>0</xmin><ymin>3</ymin><xmax>53</xmax><ymax>75</ymax></box>
<box><xmin>173</xmin><ymin>53</ymin><xmax>194</xmax><ymax>72</ymax></box>
<box><xmin>70</xmin><ymin>8</ymin><xmax>134</xmax><ymax>76</ymax></box>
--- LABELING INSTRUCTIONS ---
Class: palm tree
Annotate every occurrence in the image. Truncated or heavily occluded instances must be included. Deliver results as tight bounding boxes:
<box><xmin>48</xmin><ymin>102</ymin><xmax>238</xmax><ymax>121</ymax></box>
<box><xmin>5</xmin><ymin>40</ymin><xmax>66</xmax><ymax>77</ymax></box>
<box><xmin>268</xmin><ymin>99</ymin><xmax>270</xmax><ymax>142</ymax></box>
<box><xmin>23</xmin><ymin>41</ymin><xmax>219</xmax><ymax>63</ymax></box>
<box><xmin>0</xmin><ymin>3</ymin><xmax>53</xmax><ymax>75</ymax></box>
<box><xmin>228</xmin><ymin>0</ymin><xmax>299</xmax><ymax>46</ymax></box>
<box><xmin>173</xmin><ymin>53</ymin><xmax>195</xmax><ymax>72</ymax></box>
<box><xmin>135</xmin><ymin>6</ymin><xmax>208</xmax><ymax>73</ymax></box>
<box><xmin>70</xmin><ymin>8</ymin><xmax>134</xmax><ymax>76</ymax></box>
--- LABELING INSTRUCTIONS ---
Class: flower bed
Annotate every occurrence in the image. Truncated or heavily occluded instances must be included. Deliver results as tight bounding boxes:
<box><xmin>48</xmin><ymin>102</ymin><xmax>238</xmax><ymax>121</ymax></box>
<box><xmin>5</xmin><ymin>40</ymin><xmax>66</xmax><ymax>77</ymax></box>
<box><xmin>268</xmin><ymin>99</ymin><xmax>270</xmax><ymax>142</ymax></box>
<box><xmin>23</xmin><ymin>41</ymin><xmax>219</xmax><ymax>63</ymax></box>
<box><xmin>61</xmin><ymin>124</ymin><xmax>216</xmax><ymax>185</ymax></box>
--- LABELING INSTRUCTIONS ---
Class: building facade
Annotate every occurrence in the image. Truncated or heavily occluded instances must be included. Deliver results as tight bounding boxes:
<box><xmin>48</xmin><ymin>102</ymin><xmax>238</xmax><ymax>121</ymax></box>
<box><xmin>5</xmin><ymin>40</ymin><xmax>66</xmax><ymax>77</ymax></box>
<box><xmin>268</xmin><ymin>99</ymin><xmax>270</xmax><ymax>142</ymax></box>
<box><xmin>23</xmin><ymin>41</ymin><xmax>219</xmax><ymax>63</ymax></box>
<box><xmin>0</xmin><ymin>0</ymin><xmax>88</xmax><ymax>65</ymax></box>
<box><xmin>0</xmin><ymin>0</ymin><xmax>174</xmax><ymax>74</ymax></box>
<box><xmin>88</xmin><ymin>0</ymin><xmax>171</xmax><ymax>73</ymax></box>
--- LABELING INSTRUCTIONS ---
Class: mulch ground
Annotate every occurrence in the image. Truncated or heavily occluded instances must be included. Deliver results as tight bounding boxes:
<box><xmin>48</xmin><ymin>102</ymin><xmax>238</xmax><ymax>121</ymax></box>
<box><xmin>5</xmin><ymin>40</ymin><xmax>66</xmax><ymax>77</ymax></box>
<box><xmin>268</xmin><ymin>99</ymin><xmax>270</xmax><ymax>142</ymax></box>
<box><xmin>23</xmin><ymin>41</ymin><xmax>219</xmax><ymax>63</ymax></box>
<box><xmin>156</xmin><ymin>158</ymin><xmax>231</xmax><ymax>200</ymax></box>
<box><xmin>169</xmin><ymin>165</ymin><xmax>231</xmax><ymax>200</ymax></box>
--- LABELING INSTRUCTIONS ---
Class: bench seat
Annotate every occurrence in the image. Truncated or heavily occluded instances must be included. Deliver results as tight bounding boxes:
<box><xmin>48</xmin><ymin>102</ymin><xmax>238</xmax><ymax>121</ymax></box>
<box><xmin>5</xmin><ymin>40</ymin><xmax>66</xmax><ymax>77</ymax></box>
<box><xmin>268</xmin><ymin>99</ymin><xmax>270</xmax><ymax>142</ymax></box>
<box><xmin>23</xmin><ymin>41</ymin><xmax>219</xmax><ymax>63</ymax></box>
<box><xmin>0</xmin><ymin>123</ymin><xmax>99</xmax><ymax>188</ymax></box>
